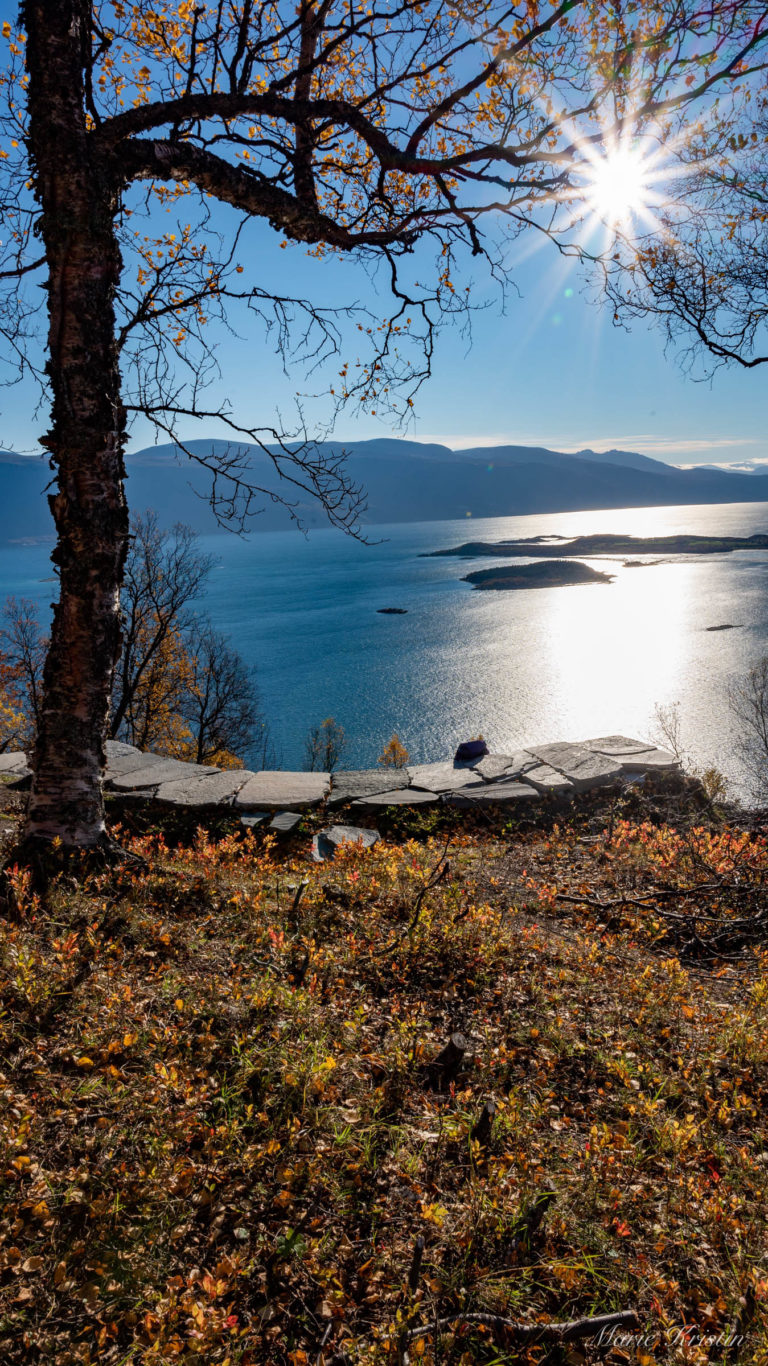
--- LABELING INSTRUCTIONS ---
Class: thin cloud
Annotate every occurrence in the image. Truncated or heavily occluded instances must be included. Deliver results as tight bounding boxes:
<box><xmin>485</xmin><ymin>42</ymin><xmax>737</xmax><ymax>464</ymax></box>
<box><xmin>413</xmin><ymin>433</ymin><xmax>763</xmax><ymax>462</ymax></box>
<box><xmin>578</xmin><ymin>436</ymin><xmax>761</xmax><ymax>456</ymax></box>
<box><xmin>692</xmin><ymin>456</ymin><xmax>768</xmax><ymax>473</ymax></box>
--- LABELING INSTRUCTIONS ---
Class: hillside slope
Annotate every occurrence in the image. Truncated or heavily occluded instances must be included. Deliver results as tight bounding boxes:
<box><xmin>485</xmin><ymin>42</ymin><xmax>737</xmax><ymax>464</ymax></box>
<box><xmin>1</xmin><ymin>437</ymin><xmax>767</xmax><ymax>539</ymax></box>
<box><xmin>0</xmin><ymin>795</ymin><xmax>765</xmax><ymax>1365</ymax></box>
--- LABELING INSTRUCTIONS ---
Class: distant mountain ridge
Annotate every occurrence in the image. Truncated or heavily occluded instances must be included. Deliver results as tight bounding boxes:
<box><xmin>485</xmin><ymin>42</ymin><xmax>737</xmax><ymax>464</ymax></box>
<box><xmin>1</xmin><ymin>437</ymin><xmax>768</xmax><ymax>541</ymax></box>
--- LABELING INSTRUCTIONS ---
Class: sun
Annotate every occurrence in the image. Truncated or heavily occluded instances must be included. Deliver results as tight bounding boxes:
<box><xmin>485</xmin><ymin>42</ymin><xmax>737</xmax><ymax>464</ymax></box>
<box><xmin>583</xmin><ymin>141</ymin><xmax>655</xmax><ymax>225</ymax></box>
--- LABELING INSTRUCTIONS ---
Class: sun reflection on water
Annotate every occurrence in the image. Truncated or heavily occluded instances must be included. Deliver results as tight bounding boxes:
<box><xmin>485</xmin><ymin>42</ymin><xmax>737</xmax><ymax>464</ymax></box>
<box><xmin>122</xmin><ymin>499</ymin><xmax>768</xmax><ymax>799</ymax></box>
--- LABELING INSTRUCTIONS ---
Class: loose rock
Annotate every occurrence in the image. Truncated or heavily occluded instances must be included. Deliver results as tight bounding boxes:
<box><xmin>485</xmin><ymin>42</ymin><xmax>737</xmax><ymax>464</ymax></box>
<box><xmin>312</xmin><ymin>825</ymin><xmax>381</xmax><ymax>862</ymax></box>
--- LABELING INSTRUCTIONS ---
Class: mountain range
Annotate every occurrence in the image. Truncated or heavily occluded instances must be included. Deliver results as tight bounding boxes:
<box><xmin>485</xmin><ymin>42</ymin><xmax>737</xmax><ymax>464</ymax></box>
<box><xmin>2</xmin><ymin>437</ymin><xmax>768</xmax><ymax>541</ymax></box>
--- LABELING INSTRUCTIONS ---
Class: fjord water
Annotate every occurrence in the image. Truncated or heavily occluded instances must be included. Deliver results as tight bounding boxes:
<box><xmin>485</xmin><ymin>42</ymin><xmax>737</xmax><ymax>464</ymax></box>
<box><xmin>3</xmin><ymin>500</ymin><xmax>768</xmax><ymax>796</ymax></box>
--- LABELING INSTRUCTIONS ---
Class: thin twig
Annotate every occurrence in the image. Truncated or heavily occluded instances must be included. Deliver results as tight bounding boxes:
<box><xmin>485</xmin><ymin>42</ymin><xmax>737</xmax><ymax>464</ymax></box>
<box><xmin>408</xmin><ymin>836</ymin><xmax>452</xmax><ymax>932</ymax></box>
<box><xmin>372</xmin><ymin>838</ymin><xmax>452</xmax><ymax>958</ymax></box>
<box><xmin>402</xmin><ymin>1307</ymin><xmax>640</xmax><ymax>1345</ymax></box>
<box><xmin>315</xmin><ymin>1321</ymin><xmax>333</xmax><ymax>1366</ymax></box>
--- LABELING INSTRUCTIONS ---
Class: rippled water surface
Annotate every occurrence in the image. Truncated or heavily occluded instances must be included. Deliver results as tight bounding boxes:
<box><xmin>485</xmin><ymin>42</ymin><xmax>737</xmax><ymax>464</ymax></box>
<box><xmin>4</xmin><ymin>500</ymin><xmax>768</xmax><ymax>792</ymax></box>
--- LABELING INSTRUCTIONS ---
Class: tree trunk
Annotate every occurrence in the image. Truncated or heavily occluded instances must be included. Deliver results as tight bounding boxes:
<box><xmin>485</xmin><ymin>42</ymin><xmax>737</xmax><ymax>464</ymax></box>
<box><xmin>20</xmin><ymin>0</ymin><xmax>129</xmax><ymax>850</ymax></box>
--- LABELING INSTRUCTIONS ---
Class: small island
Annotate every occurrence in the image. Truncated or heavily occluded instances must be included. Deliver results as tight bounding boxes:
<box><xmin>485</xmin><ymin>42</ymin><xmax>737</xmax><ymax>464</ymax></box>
<box><xmin>377</xmin><ymin>607</ymin><xmax>408</xmax><ymax>614</ymax></box>
<box><xmin>462</xmin><ymin>560</ymin><xmax>613</xmax><ymax>590</ymax></box>
<box><xmin>427</xmin><ymin>532</ymin><xmax>768</xmax><ymax>560</ymax></box>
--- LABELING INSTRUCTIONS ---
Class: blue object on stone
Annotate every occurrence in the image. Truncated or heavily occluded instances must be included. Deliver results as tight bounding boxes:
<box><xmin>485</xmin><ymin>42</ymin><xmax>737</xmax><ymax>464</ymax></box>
<box><xmin>454</xmin><ymin>739</ymin><xmax>489</xmax><ymax>762</ymax></box>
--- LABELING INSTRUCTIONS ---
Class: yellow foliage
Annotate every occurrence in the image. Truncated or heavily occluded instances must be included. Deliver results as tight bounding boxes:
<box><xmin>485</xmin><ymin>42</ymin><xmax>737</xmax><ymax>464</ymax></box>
<box><xmin>0</xmin><ymin>690</ymin><xmax>25</xmax><ymax>751</ymax></box>
<box><xmin>377</xmin><ymin>732</ymin><xmax>409</xmax><ymax>768</ymax></box>
<box><xmin>124</xmin><ymin>615</ymin><xmax>196</xmax><ymax>757</ymax></box>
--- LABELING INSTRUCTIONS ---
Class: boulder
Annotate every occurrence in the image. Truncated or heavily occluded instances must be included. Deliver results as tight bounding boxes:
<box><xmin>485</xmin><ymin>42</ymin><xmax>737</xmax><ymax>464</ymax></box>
<box><xmin>312</xmin><ymin>825</ymin><xmax>381</xmax><ymax>862</ymax></box>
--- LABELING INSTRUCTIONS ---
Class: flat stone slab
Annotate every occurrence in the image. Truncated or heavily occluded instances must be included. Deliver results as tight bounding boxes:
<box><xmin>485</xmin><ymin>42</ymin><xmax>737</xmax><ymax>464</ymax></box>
<box><xmin>155</xmin><ymin>769</ymin><xmax>255</xmax><ymax>807</ymax></box>
<box><xmin>104</xmin><ymin>739</ymin><xmax>166</xmax><ymax>779</ymax></box>
<box><xmin>351</xmin><ymin>788</ymin><xmax>438</xmax><ymax>809</ymax></box>
<box><xmin>528</xmin><ymin>742</ymin><xmax>623</xmax><ymax>790</ymax></box>
<box><xmin>106</xmin><ymin>754</ymin><xmax>159</xmax><ymax>779</ymax></box>
<box><xmin>582</xmin><ymin>735</ymin><xmax>658</xmax><ymax>756</ymax></box>
<box><xmin>521</xmin><ymin>763</ymin><xmax>574</xmax><ymax>794</ymax></box>
<box><xmin>471</xmin><ymin>750</ymin><xmax>537</xmax><ymax>781</ymax></box>
<box><xmin>617</xmin><ymin>747</ymin><xmax>679</xmax><ymax>773</ymax></box>
<box><xmin>312</xmin><ymin>824</ymin><xmax>381</xmax><ymax>862</ymax></box>
<box><xmin>407</xmin><ymin>761</ymin><xmax>479</xmax><ymax>793</ymax></box>
<box><xmin>580</xmin><ymin>737</ymin><xmax>679</xmax><ymax>773</ymax></box>
<box><xmin>270</xmin><ymin>811</ymin><xmax>303</xmax><ymax>834</ymax></box>
<box><xmin>0</xmin><ymin>751</ymin><xmax>31</xmax><ymax>776</ymax></box>
<box><xmin>328</xmin><ymin>769</ymin><xmax>410</xmax><ymax>806</ymax></box>
<box><xmin>445</xmin><ymin>781</ymin><xmax>540</xmax><ymax>807</ymax></box>
<box><xmin>109</xmin><ymin>756</ymin><xmax>219</xmax><ymax>790</ymax></box>
<box><xmin>105</xmin><ymin>739</ymin><xmax>142</xmax><ymax>760</ymax></box>
<box><xmin>234</xmin><ymin>771</ymin><xmax>330</xmax><ymax>810</ymax></box>
<box><xmin>6</xmin><ymin>735</ymin><xmax>681</xmax><ymax>817</ymax></box>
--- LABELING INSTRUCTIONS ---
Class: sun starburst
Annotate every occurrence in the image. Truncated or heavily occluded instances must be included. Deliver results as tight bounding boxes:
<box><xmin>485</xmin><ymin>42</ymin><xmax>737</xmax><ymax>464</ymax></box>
<box><xmin>582</xmin><ymin>140</ymin><xmax>658</xmax><ymax>225</ymax></box>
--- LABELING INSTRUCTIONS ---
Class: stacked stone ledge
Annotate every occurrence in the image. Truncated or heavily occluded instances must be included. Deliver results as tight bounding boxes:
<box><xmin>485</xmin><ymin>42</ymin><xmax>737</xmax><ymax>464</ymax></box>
<box><xmin>0</xmin><ymin>734</ymin><xmax>681</xmax><ymax>818</ymax></box>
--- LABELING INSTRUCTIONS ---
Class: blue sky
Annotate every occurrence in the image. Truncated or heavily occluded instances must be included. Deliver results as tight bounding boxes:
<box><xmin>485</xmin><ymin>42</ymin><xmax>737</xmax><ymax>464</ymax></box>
<box><xmin>2</xmin><ymin>198</ymin><xmax>765</xmax><ymax>469</ymax></box>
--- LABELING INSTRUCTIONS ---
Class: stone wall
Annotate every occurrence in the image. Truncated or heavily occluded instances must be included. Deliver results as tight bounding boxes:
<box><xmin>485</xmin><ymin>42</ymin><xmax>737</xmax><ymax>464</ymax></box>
<box><xmin>0</xmin><ymin>734</ymin><xmax>680</xmax><ymax>816</ymax></box>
